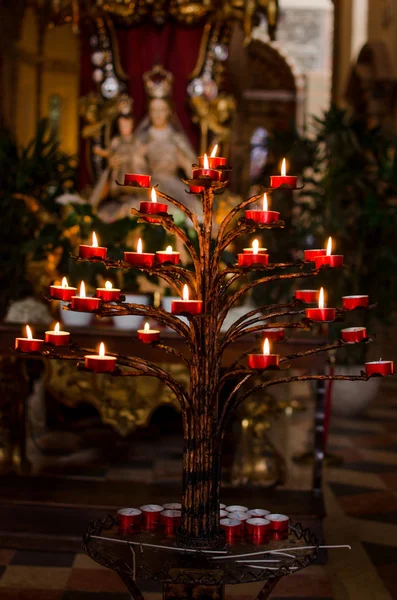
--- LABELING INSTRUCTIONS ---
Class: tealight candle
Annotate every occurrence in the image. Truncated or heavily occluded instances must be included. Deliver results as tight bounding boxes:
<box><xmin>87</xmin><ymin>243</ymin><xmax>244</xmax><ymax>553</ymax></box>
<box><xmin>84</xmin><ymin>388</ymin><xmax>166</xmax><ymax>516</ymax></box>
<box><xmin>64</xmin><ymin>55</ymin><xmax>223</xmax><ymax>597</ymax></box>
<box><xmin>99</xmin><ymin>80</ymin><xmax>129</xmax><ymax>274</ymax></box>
<box><xmin>315</xmin><ymin>237</ymin><xmax>344</xmax><ymax>268</ymax></box>
<box><xmin>189</xmin><ymin>185</ymin><xmax>204</xmax><ymax>194</ymax></box>
<box><xmin>341</xmin><ymin>327</ymin><xmax>367</xmax><ymax>343</ymax></box>
<box><xmin>226</xmin><ymin>505</ymin><xmax>248</xmax><ymax>513</ymax></box>
<box><xmin>15</xmin><ymin>325</ymin><xmax>44</xmax><ymax>352</ymax></box>
<box><xmin>245</xmin><ymin>193</ymin><xmax>280</xmax><ymax>224</ymax></box>
<box><xmin>124</xmin><ymin>238</ymin><xmax>155</xmax><ymax>268</ymax></box>
<box><xmin>263</xmin><ymin>328</ymin><xmax>285</xmax><ymax>342</ymax></box>
<box><xmin>160</xmin><ymin>509</ymin><xmax>181</xmax><ymax>532</ymax></box>
<box><xmin>230</xmin><ymin>511</ymin><xmax>250</xmax><ymax>529</ymax></box>
<box><xmin>198</xmin><ymin>144</ymin><xmax>226</xmax><ymax>169</ymax></box>
<box><xmin>248</xmin><ymin>338</ymin><xmax>280</xmax><ymax>369</ymax></box>
<box><xmin>220</xmin><ymin>510</ymin><xmax>228</xmax><ymax>518</ymax></box>
<box><xmin>247</xmin><ymin>509</ymin><xmax>271</xmax><ymax>518</ymax></box>
<box><xmin>140</xmin><ymin>187</ymin><xmax>168</xmax><ymax>217</ymax></box>
<box><xmin>243</xmin><ymin>239</ymin><xmax>267</xmax><ymax>254</ymax></box>
<box><xmin>270</xmin><ymin>158</ymin><xmax>298</xmax><ymax>189</ymax></box>
<box><xmin>156</xmin><ymin>245</ymin><xmax>180</xmax><ymax>265</ymax></box>
<box><xmin>96</xmin><ymin>280</ymin><xmax>121</xmax><ymax>302</ymax></box>
<box><xmin>137</xmin><ymin>322</ymin><xmax>160</xmax><ymax>344</ymax></box>
<box><xmin>117</xmin><ymin>508</ymin><xmax>142</xmax><ymax>530</ymax></box>
<box><xmin>50</xmin><ymin>277</ymin><xmax>77</xmax><ymax>301</ymax></box>
<box><xmin>267</xmin><ymin>514</ymin><xmax>289</xmax><ymax>531</ymax></box>
<box><xmin>140</xmin><ymin>504</ymin><xmax>164</xmax><ymax>528</ymax></box>
<box><xmin>171</xmin><ymin>285</ymin><xmax>202</xmax><ymax>315</ymax></box>
<box><xmin>71</xmin><ymin>281</ymin><xmax>101</xmax><ymax>312</ymax></box>
<box><xmin>365</xmin><ymin>360</ymin><xmax>394</xmax><ymax>377</ymax></box>
<box><xmin>219</xmin><ymin>503</ymin><xmax>226</xmax><ymax>510</ymax></box>
<box><xmin>79</xmin><ymin>232</ymin><xmax>107</xmax><ymax>260</ymax></box>
<box><xmin>305</xmin><ymin>287</ymin><xmax>336</xmax><ymax>322</ymax></box>
<box><xmin>246</xmin><ymin>518</ymin><xmax>271</xmax><ymax>541</ymax></box>
<box><xmin>162</xmin><ymin>503</ymin><xmax>181</xmax><ymax>510</ymax></box>
<box><xmin>220</xmin><ymin>518</ymin><xmax>242</xmax><ymax>541</ymax></box>
<box><xmin>295</xmin><ymin>289</ymin><xmax>320</xmax><ymax>303</ymax></box>
<box><xmin>192</xmin><ymin>153</ymin><xmax>221</xmax><ymax>181</ymax></box>
<box><xmin>123</xmin><ymin>173</ymin><xmax>151</xmax><ymax>187</ymax></box>
<box><xmin>238</xmin><ymin>239</ymin><xmax>269</xmax><ymax>267</ymax></box>
<box><xmin>84</xmin><ymin>342</ymin><xmax>117</xmax><ymax>373</ymax></box>
<box><xmin>342</xmin><ymin>295</ymin><xmax>369</xmax><ymax>310</ymax></box>
<box><xmin>304</xmin><ymin>249</ymin><xmax>326</xmax><ymax>262</ymax></box>
<box><xmin>45</xmin><ymin>322</ymin><xmax>70</xmax><ymax>346</ymax></box>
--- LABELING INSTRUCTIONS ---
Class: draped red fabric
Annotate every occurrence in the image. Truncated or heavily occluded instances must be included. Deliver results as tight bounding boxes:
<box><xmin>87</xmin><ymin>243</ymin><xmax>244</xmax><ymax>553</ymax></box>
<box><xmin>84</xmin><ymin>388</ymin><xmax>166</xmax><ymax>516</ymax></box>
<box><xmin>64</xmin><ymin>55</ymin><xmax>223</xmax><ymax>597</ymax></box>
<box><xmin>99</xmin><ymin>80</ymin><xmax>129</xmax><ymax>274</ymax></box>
<box><xmin>78</xmin><ymin>22</ymin><xmax>204</xmax><ymax>188</ymax></box>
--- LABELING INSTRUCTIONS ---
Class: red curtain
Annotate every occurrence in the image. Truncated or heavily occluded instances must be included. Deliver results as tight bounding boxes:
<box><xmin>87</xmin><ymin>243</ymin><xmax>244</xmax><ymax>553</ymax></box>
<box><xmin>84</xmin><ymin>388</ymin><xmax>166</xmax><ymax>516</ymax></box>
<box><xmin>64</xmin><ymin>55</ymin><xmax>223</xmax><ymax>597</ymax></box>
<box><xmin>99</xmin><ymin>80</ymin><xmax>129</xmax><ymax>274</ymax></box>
<box><xmin>78</xmin><ymin>22</ymin><xmax>204</xmax><ymax>188</ymax></box>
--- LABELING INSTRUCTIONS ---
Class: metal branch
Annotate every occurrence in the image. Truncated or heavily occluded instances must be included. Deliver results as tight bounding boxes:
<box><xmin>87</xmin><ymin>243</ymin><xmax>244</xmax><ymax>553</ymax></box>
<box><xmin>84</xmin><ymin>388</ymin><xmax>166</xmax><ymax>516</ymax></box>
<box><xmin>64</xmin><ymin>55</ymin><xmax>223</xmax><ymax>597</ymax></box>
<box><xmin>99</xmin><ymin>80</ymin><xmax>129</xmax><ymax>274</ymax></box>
<box><xmin>224</xmin><ymin>308</ymin><xmax>307</xmax><ymax>340</ymax></box>
<box><xmin>216</xmin><ymin>192</ymin><xmax>263</xmax><ymax>247</ymax></box>
<box><xmin>215</xmin><ymin>219</ymin><xmax>285</xmax><ymax>262</ymax></box>
<box><xmin>151</xmin><ymin>342</ymin><xmax>190</xmax><ymax>367</ymax></box>
<box><xmin>224</xmin><ymin>301</ymin><xmax>300</xmax><ymax>337</ymax></box>
<box><xmin>156</xmin><ymin>189</ymin><xmax>201</xmax><ymax>234</ymax></box>
<box><xmin>218</xmin><ymin>262</ymin><xmax>302</xmax><ymax>281</ymax></box>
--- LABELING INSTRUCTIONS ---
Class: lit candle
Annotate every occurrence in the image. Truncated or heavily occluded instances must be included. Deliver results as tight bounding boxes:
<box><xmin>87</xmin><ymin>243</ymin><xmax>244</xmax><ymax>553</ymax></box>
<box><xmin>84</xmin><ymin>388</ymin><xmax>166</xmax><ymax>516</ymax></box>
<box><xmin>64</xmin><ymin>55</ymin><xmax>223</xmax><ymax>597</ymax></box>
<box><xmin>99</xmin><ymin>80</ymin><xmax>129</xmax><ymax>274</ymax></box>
<box><xmin>140</xmin><ymin>504</ymin><xmax>164</xmax><ymax>528</ymax></box>
<box><xmin>295</xmin><ymin>289</ymin><xmax>320</xmax><ymax>303</ymax></box>
<box><xmin>124</xmin><ymin>238</ymin><xmax>155</xmax><ymax>268</ymax></box>
<box><xmin>156</xmin><ymin>245</ymin><xmax>180</xmax><ymax>265</ymax></box>
<box><xmin>160</xmin><ymin>509</ymin><xmax>182</xmax><ymax>532</ymax></box>
<box><xmin>117</xmin><ymin>508</ymin><xmax>142</xmax><ymax>530</ymax></box>
<box><xmin>49</xmin><ymin>277</ymin><xmax>77</xmax><ymax>301</ymax></box>
<box><xmin>270</xmin><ymin>158</ymin><xmax>298</xmax><ymax>189</ymax></box>
<box><xmin>267</xmin><ymin>513</ymin><xmax>290</xmax><ymax>531</ymax></box>
<box><xmin>342</xmin><ymin>295</ymin><xmax>369</xmax><ymax>310</ymax></box>
<box><xmin>243</xmin><ymin>239</ymin><xmax>267</xmax><ymax>254</ymax></box>
<box><xmin>123</xmin><ymin>173</ymin><xmax>151</xmax><ymax>187</ymax></box>
<box><xmin>79</xmin><ymin>232</ymin><xmax>107</xmax><ymax>260</ymax></box>
<box><xmin>263</xmin><ymin>327</ymin><xmax>285</xmax><ymax>342</ymax></box>
<box><xmin>305</xmin><ymin>287</ymin><xmax>336</xmax><ymax>322</ymax></box>
<box><xmin>341</xmin><ymin>327</ymin><xmax>367</xmax><ymax>343</ymax></box>
<box><xmin>246</xmin><ymin>518</ymin><xmax>271</xmax><ymax>542</ymax></box>
<box><xmin>45</xmin><ymin>322</ymin><xmax>70</xmax><ymax>346</ymax></box>
<box><xmin>137</xmin><ymin>322</ymin><xmax>160</xmax><ymax>344</ymax></box>
<box><xmin>245</xmin><ymin>193</ymin><xmax>280</xmax><ymax>224</ymax></box>
<box><xmin>192</xmin><ymin>153</ymin><xmax>222</xmax><ymax>181</ymax></box>
<box><xmin>315</xmin><ymin>237</ymin><xmax>344</xmax><ymax>268</ymax></box>
<box><xmin>84</xmin><ymin>342</ymin><xmax>117</xmax><ymax>373</ymax></box>
<box><xmin>96</xmin><ymin>280</ymin><xmax>121</xmax><ymax>302</ymax></box>
<box><xmin>71</xmin><ymin>281</ymin><xmax>101</xmax><ymax>312</ymax></box>
<box><xmin>365</xmin><ymin>359</ymin><xmax>394</xmax><ymax>377</ymax></box>
<box><xmin>198</xmin><ymin>144</ymin><xmax>227</xmax><ymax>168</ymax></box>
<box><xmin>238</xmin><ymin>239</ymin><xmax>269</xmax><ymax>267</ymax></box>
<box><xmin>248</xmin><ymin>338</ymin><xmax>280</xmax><ymax>369</ymax></box>
<box><xmin>15</xmin><ymin>325</ymin><xmax>44</xmax><ymax>352</ymax></box>
<box><xmin>171</xmin><ymin>285</ymin><xmax>203</xmax><ymax>315</ymax></box>
<box><xmin>140</xmin><ymin>187</ymin><xmax>168</xmax><ymax>217</ymax></box>
<box><xmin>220</xmin><ymin>518</ymin><xmax>243</xmax><ymax>541</ymax></box>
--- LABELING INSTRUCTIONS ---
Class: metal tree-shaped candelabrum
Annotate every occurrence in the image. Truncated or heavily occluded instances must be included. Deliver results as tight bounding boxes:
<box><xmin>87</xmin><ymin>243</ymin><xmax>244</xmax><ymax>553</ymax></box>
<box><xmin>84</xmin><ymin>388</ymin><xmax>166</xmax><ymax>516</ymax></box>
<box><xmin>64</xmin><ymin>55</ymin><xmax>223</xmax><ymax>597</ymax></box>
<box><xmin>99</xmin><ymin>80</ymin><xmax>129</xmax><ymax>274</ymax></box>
<box><xmin>17</xmin><ymin>159</ymin><xmax>393</xmax><ymax>549</ymax></box>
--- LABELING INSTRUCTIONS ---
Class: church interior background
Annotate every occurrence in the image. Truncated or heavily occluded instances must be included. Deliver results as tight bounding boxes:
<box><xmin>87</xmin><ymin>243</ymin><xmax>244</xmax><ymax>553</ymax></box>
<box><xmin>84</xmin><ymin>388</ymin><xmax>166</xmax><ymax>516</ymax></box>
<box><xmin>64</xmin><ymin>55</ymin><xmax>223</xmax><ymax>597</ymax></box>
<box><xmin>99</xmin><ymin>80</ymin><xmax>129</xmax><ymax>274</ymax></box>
<box><xmin>1</xmin><ymin>0</ymin><xmax>397</xmax><ymax>599</ymax></box>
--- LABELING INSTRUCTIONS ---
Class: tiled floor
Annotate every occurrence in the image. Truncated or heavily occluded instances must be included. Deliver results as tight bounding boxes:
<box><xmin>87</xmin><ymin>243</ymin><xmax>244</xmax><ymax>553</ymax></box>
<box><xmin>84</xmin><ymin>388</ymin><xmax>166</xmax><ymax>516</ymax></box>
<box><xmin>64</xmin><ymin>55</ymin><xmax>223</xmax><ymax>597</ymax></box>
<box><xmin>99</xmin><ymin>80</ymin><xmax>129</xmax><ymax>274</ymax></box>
<box><xmin>1</xmin><ymin>383</ymin><xmax>396</xmax><ymax>599</ymax></box>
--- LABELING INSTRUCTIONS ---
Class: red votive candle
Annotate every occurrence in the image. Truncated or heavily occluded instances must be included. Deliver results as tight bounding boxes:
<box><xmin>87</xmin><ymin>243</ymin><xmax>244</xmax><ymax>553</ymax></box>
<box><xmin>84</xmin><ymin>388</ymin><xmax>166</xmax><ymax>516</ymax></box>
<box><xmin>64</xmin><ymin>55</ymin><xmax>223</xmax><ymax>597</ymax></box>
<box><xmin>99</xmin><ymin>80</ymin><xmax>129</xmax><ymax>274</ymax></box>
<box><xmin>50</xmin><ymin>277</ymin><xmax>77</xmax><ymax>301</ymax></box>
<box><xmin>226</xmin><ymin>505</ymin><xmax>248</xmax><ymax>513</ymax></box>
<box><xmin>247</xmin><ymin>509</ymin><xmax>271</xmax><ymax>518</ymax></box>
<box><xmin>84</xmin><ymin>343</ymin><xmax>117</xmax><ymax>373</ymax></box>
<box><xmin>15</xmin><ymin>325</ymin><xmax>44</xmax><ymax>352</ymax></box>
<box><xmin>189</xmin><ymin>185</ymin><xmax>204</xmax><ymax>194</ymax></box>
<box><xmin>220</xmin><ymin>504</ymin><xmax>227</xmax><ymax>510</ymax></box>
<box><xmin>124</xmin><ymin>173</ymin><xmax>151</xmax><ymax>187</ymax></box>
<box><xmin>45</xmin><ymin>322</ymin><xmax>70</xmax><ymax>346</ymax></box>
<box><xmin>306</xmin><ymin>287</ymin><xmax>336</xmax><ymax>322</ymax></box>
<box><xmin>267</xmin><ymin>514</ymin><xmax>290</xmax><ymax>531</ymax></box>
<box><xmin>248</xmin><ymin>338</ymin><xmax>280</xmax><ymax>369</ymax></box>
<box><xmin>117</xmin><ymin>508</ymin><xmax>142</xmax><ymax>530</ymax></box>
<box><xmin>246</xmin><ymin>518</ymin><xmax>271</xmax><ymax>541</ymax></box>
<box><xmin>304</xmin><ymin>249</ymin><xmax>326</xmax><ymax>262</ymax></box>
<box><xmin>124</xmin><ymin>238</ymin><xmax>155</xmax><ymax>268</ymax></box>
<box><xmin>315</xmin><ymin>236</ymin><xmax>343</xmax><ymax>268</ymax></box>
<box><xmin>71</xmin><ymin>282</ymin><xmax>101</xmax><ymax>312</ymax></box>
<box><xmin>140</xmin><ymin>188</ymin><xmax>168</xmax><ymax>216</ymax></box>
<box><xmin>263</xmin><ymin>328</ymin><xmax>285</xmax><ymax>342</ymax></box>
<box><xmin>243</xmin><ymin>239</ymin><xmax>267</xmax><ymax>254</ymax></box>
<box><xmin>162</xmin><ymin>503</ymin><xmax>181</xmax><ymax>510</ymax></box>
<box><xmin>192</xmin><ymin>153</ymin><xmax>221</xmax><ymax>180</ymax></box>
<box><xmin>342</xmin><ymin>295</ymin><xmax>369</xmax><ymax>310</ymax></box>
<box><xmin>160</xmin><ymin>509</ymin><xmax>181</xmax><ymax>532</ymax></box>
<box><xmin>220</xmin><ymin>518</ymin><xmax>242</xmax><ymax>541</ymax></box>
<box><xmin>171</xmin><ymin>285</ymin><xmax>202</xmax><ymax>315</ymax></box>
<box><xmin>137</xmin><ymin>323</ymin><xmax>160</xmax><ymax>344</ymax></box>
<box><xmin>198</xmin><ymin>145</ymin><xmax>226</xmax><ymax>168</ymax></box>
<box><xmin>79</xmin><ymin>232</ymin><xmax>107</xmax><ymax>260</ymax></box>
<box><xmin>230</xmin><ymin>511</ymin><xmax>250</xmax><ymax>529</ymax></box>
<box><xmin>96</xmin><ymin>281</ymin><xmax>121</xmax><ymax>302</ymax></box>
<box><xmin>270</xmin><ymin>158</ymin><xmax>297</xmax><ymax>189</ymax></box>
<box><xmin>238</xmin><ymin>252</ymin><xmax>269</xmax><ymax>267</ymax></box>
<box><xmin>140</xmin><ymin>504</ymin><xmax>164</xmax><ymax>528</ymax></box>
<box><xmin>220</xmin><ymin>510</ymin><xmax>228</xmax><ymax>518</ymax></box>
<box><xmin>156</xmin><ymin>246</ymin><xmax>180</xmax><ymax>265</ymax></box>
<box><xmin>365</xmin><ymin>360</ymin><xmax>394</xmax><ymax>377</ymax></box>
<box><xmin>295</xmin><ymin>289</ymin><xmax>320</xmax><ymax>303</ymax></box>
<box><xmin>245</xmin><ymin>193</ymin><xmax>280</xmax><ymax>223</ymax></box>
<box><xmin>341</xmin><ymin>327</ymin><xmax>367</xmax><ymax>343</ymax></box>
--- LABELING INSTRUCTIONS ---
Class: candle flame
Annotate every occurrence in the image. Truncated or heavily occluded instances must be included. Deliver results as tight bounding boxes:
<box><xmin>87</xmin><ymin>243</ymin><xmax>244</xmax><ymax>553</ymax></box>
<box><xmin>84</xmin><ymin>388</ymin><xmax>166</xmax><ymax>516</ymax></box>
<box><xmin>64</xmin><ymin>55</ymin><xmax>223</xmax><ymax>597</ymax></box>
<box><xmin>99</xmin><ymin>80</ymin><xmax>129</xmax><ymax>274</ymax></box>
<box><xmin>26</xmin><ymin>325</ymin><xmax>33</xmax><ymax>340</ymax></box>
<box><xmin>281</xmin><ymin>158</ymin><xmax>286</xmax><ymax>177</ymax></box>
<box><xmin>151</xmin><ymin>187</ymin><xmax>157</xmax><ymax>203</ymax></box>
<box><xmin>263</xmin><ymin>337</ymin><xmax>270</xmax><ymax>355</ymax></box>
<box><xmin>137</xmin><ymin>238</ymin><xmax>143</xmax><ymax>254</ymax></box>
<box><xmin>242</xmin><ymin>418</ymin><xmax>249</xmax><ymax>429</ymax></box>
<box><xmin>105</xmin><ymin>281</ymin><xmax>112</xmax><ymax>290</ymax></box>
<box><xmin>79</xmin><ymin>281</ymin><xmax>86</xmax><ymax>298</ymax></box>
<box><xmin>263</xmin><ymin>193</ymin><xmax>268</xmax><ymax>211</ymax></box>
<box><xmin>61</xmin><ymin>277</ymin><xmax>68</xmax><ymax>288</ymax></box>
<box><xmin>92</xmin><ymin>232</ymin><xmax>98</xmax><ymax>247</ymax></box>
<box><xmin>54</xmin><ymin>322</ymin><xmax>60</xmax><ymax>333</ymax></box>
<box><xmin>166</xmin><ymin>245</ymin><xmax>173</xmax><ymax>254</ymax></box>
<box><xmin>326</xmin><ymin>236</ymin><xmax>332</xmax><ymax>256</ymax></box>
<box><xmin>182</xmin><ymin>284</ymin><xmax>189</xmax><ymax>301</ymax></box>
<box><xmin>144</xmin><ymin>322</ymin><xmax>150</xmax><ymax>332</ymax></box>
<box><xmin>210</xmin><ymin>144</ymin><xmax>218</xmax><ymax>158</ymax></box>
<box><xmin>99</xmin><ymin>342</ymin><xmax>105</xmax><ymax>357</ymax></box>
<box><xmin>319</xmin><ymin>287</ymin><xmax>325</xmax><ymax>309</ymax></box>
<box><xmin>252</xmin><ymin>239</ymin><xmax>259</xmax><ymax>255</ymax></box>
<box><xmin>204</xmin><ymin>153</ymin><xmax>209</xmax><ymax>169</ymax></box>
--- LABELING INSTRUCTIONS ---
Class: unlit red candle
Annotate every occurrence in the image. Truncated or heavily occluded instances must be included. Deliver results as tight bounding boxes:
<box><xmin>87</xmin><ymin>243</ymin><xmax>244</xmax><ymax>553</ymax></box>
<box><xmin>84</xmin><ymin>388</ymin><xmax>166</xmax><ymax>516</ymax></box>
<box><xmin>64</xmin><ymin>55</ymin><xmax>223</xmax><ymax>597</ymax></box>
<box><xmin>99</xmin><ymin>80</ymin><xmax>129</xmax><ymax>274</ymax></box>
<box><xmin>15</xmin><ymin>325</ymin><xmax>44</xmax><ymax>352</ymax></box>
<box><xmin>270</xmin><ymin>158</ymin><xmax>298</xmax><ymax>189</ymax></box>
<box><xmin>171</xmin><ymin>285</ymin><xmax>202</xmax><ymax>315</ymax></box>
<box><xmin>304</xmin><ymin>249</ymin><xmax>326</xmax><ymax>262</ymax></box>
<box><xmin>365</xmin><ymin>360</ymin><xmax>394</xmax><ymax>377</ymax></box>
<box><xmin>124</xmin><ymin>238</ymin><xmax>155</xmax><ymax>268</ymax></box>
<box><xmin>124</xmin><ymin>173</ymin><xmax>151</xmax><ymax>187</ymax></box>
<box><xmin>84</xmin><ymin>342</ymin><xmax>117</xmax><ymax>373</ymax></box>
<box><xmin>248</xmin><ymin>338</ymin><xmax>280</xmax><ymax>369</ymax></box>
<box><xmin>342</xmin><ymin>295</ymin><xmax>369</xmax><ymax>310</ymax></box>
<box><xmin>79</xmin><ymin>231</ymin><xmax>107</xmax><ymax>260</ymax></box>
<box><xmin>71</xmin><ymin>281</ymin><xmax>101</xmax><ymax>312</ymax></box>
<box><xmin>137</xmin><ymin>322</ymin><xmax>160</xmax><ymax>344</ymax></box>
<box><xmin>247</xmin><ymin>509</ymin><xmax>271</xmax><ymax>517</ymax></box>
<box><xmin>160</xmin><ymin>509</ymin><xmax>181</xmax><ymax>531</ymax></box>
<box><xmin>96</xmin><ymin>281</ymin><xmax>121</xmax><ymax>302</ymax></box>
<box><xmin>305</xmin><ymin>287</ymin><xmax>336</xmax><ymax>322</ymax></box>
<box><xmin>117</xmin><ymin>508</ymin><xmax>142</xmax><ymax>530</ymax></box>
<box><xmin>341</xmin><ymin>327</ymin><xmax>367</xmax><ymax>343</ymax></box>
<box><xmin>220</xmin><ymin>518</ymin><xmax>242</xmax><ymax>541</ymax></box>
<box><xmin>45</xmin><ymin>322</ymin><xmax>70</xmax><ymax>346</ymax></box>
<box><xmin>140</xmin><ymin>504</ymin><xmax>164</xmax><ymax>528</ymax></box>
<box><xmin>263</xmin><ymin>328</ymin><xmax>285</xmax><ymax>342</ymax></box>
<box><xmin>226</xmin><ymin>505</ymin><xmax>248</xmax><ymax>513</ymax></box>
<box><xmin>245</xmin><ymin>193</ymin><xmax>280</xmax><ymax>224</ymax></box>
<box><xmin>50</xmin><ymin>277</ymin><xmax>77</xmax><ymax>301</ymax></box>
<box><xmin>156</xmin><ymin>246</ymin><xmax>180</xmax><ymax>265</ymax></box>
<box><xmin>140</xmin><ymin>187</ymin><xmax>168</xmax><ymax>216</ymax></box>
<box><xmin>315</xmin><ymin>237</ymin><xmax>344</xmax><ymax>268</ymax></box>
<box><xmin>267</xmin><ymin>513</ymin><xmax>290</xmax><ymax>531</ymax></box>
<box><xmin>246</xmin><ymin>518</ymin><xmax>271</xmax><ymax>541</ymax></box>
<box><xmin>295</xmin><ymin>289</ymin><xmax>320</xmax><ymax>303</ymax></box>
